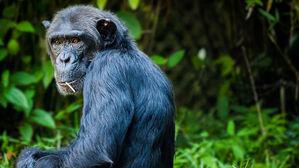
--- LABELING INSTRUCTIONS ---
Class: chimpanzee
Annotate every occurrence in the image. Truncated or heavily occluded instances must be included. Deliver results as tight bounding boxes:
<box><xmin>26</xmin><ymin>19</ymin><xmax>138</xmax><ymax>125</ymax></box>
<box><xmin>16</xmin><ymin>5</ymin><xmax>175</xmax><ymax>168</ymax></box>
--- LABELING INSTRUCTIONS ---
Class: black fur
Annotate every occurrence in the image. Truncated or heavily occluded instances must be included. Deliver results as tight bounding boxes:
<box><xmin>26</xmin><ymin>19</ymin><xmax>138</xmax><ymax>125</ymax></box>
<box><xmin>16</xmin><ymin>5</ymin><xmax>175</xmax><ymax>168</ymax></box>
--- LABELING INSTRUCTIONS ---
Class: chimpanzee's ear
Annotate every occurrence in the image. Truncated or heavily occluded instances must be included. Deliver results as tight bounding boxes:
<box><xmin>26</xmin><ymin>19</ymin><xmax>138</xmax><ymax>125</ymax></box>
<box><xmin>96</xmin><ymin>19</ymin><xmax>117</xmax><ymax>44</ymax></box>
<box><xmin>42</xmin><ymin>20</ymin><xmax>51</xmax><ymax>29</ymax></box>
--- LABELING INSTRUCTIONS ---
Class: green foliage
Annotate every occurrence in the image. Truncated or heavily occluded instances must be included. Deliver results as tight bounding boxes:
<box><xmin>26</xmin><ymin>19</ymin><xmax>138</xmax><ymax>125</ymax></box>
<box><xmin>7</xmin><ymin>39</ymin><xmax>19</xmax><ymax>55</ymax></box>
<box><xmin>97</xmin><ymin>0</ymin><xmax>107</xmax><ymax>10</ymax></box>
<box><xmin>174</xmin><ymin>107</ymin><xmax>298</xmax><ymax>168</ymax></box>
<box><xmin>128</xmin><ymin>0</ymin><xmax>140</xmax><ymax>10</ymax></box>
<box><xmin>11</xmin><ymin>72</ymin><xmax>37</xmax><ymax>86</ymax></box>
<box><xmin>116</xmin><ymin>11</ymin><xmax>142</xmax><ymax>40</ymax></box>
<box><xmin>214</xmin><ymin>55</ymin><xmax>234</xmax><ymax>77</ymax></box>
<box><xmin>16</xmin><ymin>21</ymin><xmax>35</xmax><ymax>33</ymax></box>
<box><xmin>258</xmin><ymin>8</ymin><xmax>279</xmax><ymax>30</ymax></box>
<box><xmin>19</xmin><ymin>123</ymin><xmax>33</xmax><ymax>142</ymax></box>
<box><xmin>0</xmin><ymin>19</ymin><xmax>16</xmax><ymax>38</ymax></box>
<box><xmin>42</xmin><ymin>60</ymin><xmax>54</xmax><ymax>88</ymax></box>
<box><xmin>1</xmin><ymin>70</ymin><xmax>9</xmax><ymax>88</ymax></box>
<box><xmin>217</xmin><ymin>96</ymin><xmax>229</xmax><ymax>120</ymax></box>
<box><xmin>0</xmin><ymin>0</ymin><xmax>298</xmax><ymax>167</ymax></box>
<box><xmin>55</xmin><ymin>100</ymin><xmax>82</xmax><ymax>120</ymax></box>
<box><xmin>168</xmin><ymin>50</ymin><xmax>185</xmax><ymax>67</ymax></box>
<box><xmin>245</xmin><ymin>0</ymin><xmax>263</xmax><ymax>9</ymax></box>
<box><xmin>151</xmin><ymin>55</ymin><xmax>167</xmax><ymax>65</ymax></box>
<box><xmin>2</xmin><ymin>6</ymin><xmax>17</xmax><ymax>19</ymax></box>
<box><xmin>0</xmin><ymin>48</ymin><xmax>8</xmax><ymax>61</ymax></box>
<box><xmin>4</xmin><ymin>87</ymin><xmax>29</xmax><ymax>113</ymax></box>
<box><xmin>227</xmin><ymin>120</ymin><xmax>235</xmax><ymax>136</ymax></box>
<box><xmin>31</xmin><ymin>109</ymin><xmax>56</xmax><ymax>129</ymax></box>
<box><xmin>151</xmin><ymin>50</ymin><xmax>185</xmax><ymax>67</ymax></box>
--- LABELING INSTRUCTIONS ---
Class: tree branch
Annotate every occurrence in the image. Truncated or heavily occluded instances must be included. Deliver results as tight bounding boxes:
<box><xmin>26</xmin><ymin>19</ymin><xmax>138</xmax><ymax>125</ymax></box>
<box><xmin>242</xmin><ymin>46</ymin><xmax>266</xmax><ymax>136</ymax></box>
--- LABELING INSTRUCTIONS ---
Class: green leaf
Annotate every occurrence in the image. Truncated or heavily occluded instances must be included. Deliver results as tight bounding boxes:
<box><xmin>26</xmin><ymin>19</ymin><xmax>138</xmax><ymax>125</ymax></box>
<box><xmin>1</xmin><ymin>70</ymin><xmax>9</xmax><ymax>87</ymax></box>
<box><xmin>237</xmin><ymin>127</ymin><xmax>258</xmax><ymax>136</ymax></box>
<box><xmin>16</xmin><ymin>21</ymin><xmax>35</xmax><ymax>33</ymax></box>
<box><xmin>7</xmin><ymin>39</ymin><xmax>19</xmax><ymax>55</ymax></box>
<box><xmin>202</xmin><ymin>156</ymin><xmax>217</xmax><ymax>168</ymax></box>
<box><xmin>19</xmin><ymin>123</ymin><xmax>33</xmax><ymax>142</ymax></box>
<box><xmin>199</xmin><ymin>131</ymin><xmax>209</xmax><ymax>138</ymax></box>
<box><xmin>245</xmin><ymin>0</ymin><xmax>263</xmax><ymax>9</ymax></box>
<box><xmin>116</xmin><ymin>11</ymin><xmax>142</xmax><ymax>40</ymax></box>
<box><xmin>97</xmin><ymin>0</ymin><xmax>107</xmax><ymax>10</ymax></box>
<box><xmin>2</xmin><ymin>6</ymin><xmax>17</xmax><ymax>19</ymax></box>
<box><xmin>214</xmin><ymin>55</ymin><xmax>234</xmax><ymax>76</ymax></box>
<box><xmin>0</xmin><ymin>19</ymin><xmax>17</xmax><ymax>38</ymax></box>
<box><xmin>151</xmin><ymin>55</ymin><xmax>167</xmax><ymax>65</ymax></box>
<box><xmin>258</xmin><ymin>8</ymin><xmax>275</xmax><ymax>21</ymax></box>
<box><xmin>0</xmin><ymin>38</ymin><xmax>4</xmax><ymax>46</ymax></box>
<box><xmin>24</xmin><ymin>89</ymin><xmax>35</xmax><ymax>116</ymax></box>
<box><xmin>0</xmin><ymin>95</ymin><xmax>8</xmax><ymax>108</ymax></box>
<box><xmin>217</xmin><ymin>96</ymin><xmax>229</xmax><ymax>120</ymax></box>
<box><xmin>262</xmin><ymin>108</ymin><xmax>278</xmax><ymax>114</ymax></box>
<box><xmin>232</xmin><ymin>144</ymin><xmax>245</xmax><ymax>159</ymax></box>
<box><xmin>4</xmin><ymin>87</ymin><xmax>29</xmax><ymax>112</ymax></box>
<box><xmin>22</xmin><ymin>55</ymin><xmax>32</xmax><ymax>63</ymax></box>
<box><xmin>218</xmin><ymin>81</ymin><xmax>230</xmax><ymax>96</ymax></box>
<box><xmin>231</xmin><ymin>105</ymin><xmax>248</xmax><ymax>113</ymax></box>
<box><xmin>42</xmin><ymin>61</ymin><xmax>54</xmax><ymax>88</ymax></box>
<box><xmin>56</xmin><ymin>100</ymin><xmax>82</xmax><ymax>120</ymax></box>
<box><xmin>227</xmin><ymin>120</ymin><xmax>235</xmax><ymax>136</ymax></box>
<box><xmin>12</xmin><ymin>29</ymin><xmax>22</xmax><ymax>39</ymax></box>
<box><xmin>129</xmin><ymin>0</ymin><xmax>140</xmax><ymax>10</ymax></box>
<box><xmin>191</xmin><ymin>56</ymin><xmax>204</xmax><ymax>68</ymax></box>
<box><xmin>268</xmin><ymin>22</ymin><xmax>277</xmax><ymax>31</ymax></box>
<box><xmin>255</xmin><ymin>0</ymin><xmax>263</xmax><ymax>6</ymax></box>
<box><xmin>31</xmin><ymin>109</ymin><xmax>56</xmax><ymax>129</ymax></box>
<box><xmin>33</xmin><ymin>68</ymin><xmax>44</xmax><ymax>82</ymax></box>
<box><xmin>25</xmin><ymin>89</ymin><xmax>35</xmax><ymax>99</ymax></box>
<box><xmin>168</xmin><ymin>50</ymin><xmax>185</xmax><ymax>67</ymax></box>
<box><xmin>0</xmin><ymin>48</ymin><xmax>8</xmax><ymax>61</ymax></box>
<box><xmin>11</xmin><ymin>71</ymin><xmax>37</xmax><ymax>86</ymax></box>
<box><xmin>256</xmin><ymin>56</ymin><xmax>272</xmax><ymax>67</ymax></box>
<box><xmin>275</xmin><ymin>8</ymin><xmax>280</xmax><ymax>21</ymax></box>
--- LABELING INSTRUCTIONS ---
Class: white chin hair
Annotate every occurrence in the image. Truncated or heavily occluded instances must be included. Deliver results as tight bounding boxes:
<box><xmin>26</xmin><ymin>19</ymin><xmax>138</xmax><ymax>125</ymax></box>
<box><xmin>57</xmin><ymin>84</ymin><xmax>76</xmax><ymax>96</ymax></box>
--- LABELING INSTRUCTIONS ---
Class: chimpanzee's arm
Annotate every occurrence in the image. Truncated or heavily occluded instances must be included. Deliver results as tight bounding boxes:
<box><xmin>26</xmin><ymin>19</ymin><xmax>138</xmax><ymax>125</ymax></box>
<box><xmin>16</xmin><ymin>148</ymin><xmax>64</xmax><ymax>168</ymax></box>
<box><xmin>61</xmin><ymin>51</ymin><xmax>134</xmax><ymax>168</ymax></box>
<box><xmin>17</xmin><ymin>52</ymin><xmax>134</xmax><ymax>168</ymax></box>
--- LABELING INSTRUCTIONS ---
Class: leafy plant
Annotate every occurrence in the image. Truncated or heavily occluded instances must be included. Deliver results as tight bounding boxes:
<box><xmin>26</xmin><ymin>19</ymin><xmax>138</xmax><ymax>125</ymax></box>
<box><xmin>0</xmin><ymin>0</ymin><xmax>298</xmax><ymax>167</ymax></box>
<box><xmin>116</xmin><ymin>11</ymin><xmax>142</xmax><ymax>40</ymax></box>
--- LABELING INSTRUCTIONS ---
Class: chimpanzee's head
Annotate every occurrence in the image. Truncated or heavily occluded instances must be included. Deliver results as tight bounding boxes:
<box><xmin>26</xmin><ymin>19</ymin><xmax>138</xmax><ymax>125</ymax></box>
<box><xmin>43</xmin><ymin>5</ymin><xmax>126</xmax><ymax>95</ymax></box>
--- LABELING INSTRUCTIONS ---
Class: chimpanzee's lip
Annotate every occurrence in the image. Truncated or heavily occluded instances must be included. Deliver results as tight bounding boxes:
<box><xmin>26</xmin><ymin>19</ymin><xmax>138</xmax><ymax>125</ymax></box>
<box><xmin>57</xmin><ymin>74</ymin><xmax>85</xmax><ymax>86</ymax></box>
<box><xmin>57</xmin><ymin>79</ymin><xmax>77</xmax><ymax>86</ymax></box>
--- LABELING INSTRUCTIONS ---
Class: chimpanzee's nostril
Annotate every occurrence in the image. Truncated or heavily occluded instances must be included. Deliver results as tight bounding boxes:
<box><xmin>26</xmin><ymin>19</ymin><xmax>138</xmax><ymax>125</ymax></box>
<box><xmin>60</xmin><ymin>57</ymin><xmax>70</xmax><ymax>63</ymax></box>
<box><xmin>59</xmin><ymin>54</ymin><xmax>71</xmax><ymax>64</ymax></box>
<box><xmin>65</xmin><ymin>57</ymin><xmax>70</xmax><ymax>63</ymax></box>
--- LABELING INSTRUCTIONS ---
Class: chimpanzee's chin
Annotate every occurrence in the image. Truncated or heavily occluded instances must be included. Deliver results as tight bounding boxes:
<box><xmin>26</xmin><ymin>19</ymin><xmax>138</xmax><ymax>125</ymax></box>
<box><xmin>56</xmin><ymin>81</ymin><xmax>83</xmax><ymax>95</ymax></box>
<box><xmin>57</xmin><ymin>85</ymin><xmax>76</xmax><ymax>95</ymax></box>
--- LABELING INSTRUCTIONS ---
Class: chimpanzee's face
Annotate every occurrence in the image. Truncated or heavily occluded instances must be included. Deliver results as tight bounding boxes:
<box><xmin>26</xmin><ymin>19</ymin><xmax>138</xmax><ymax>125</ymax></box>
<box><xmin>44</xmin><ymin>13</ymin><xmax>117</xmax><ymax>95</ymax></box>
<box><xmin>48</xmin><ymin>30</ymin><xmax>91</xmax><ymax>95</ymax></box>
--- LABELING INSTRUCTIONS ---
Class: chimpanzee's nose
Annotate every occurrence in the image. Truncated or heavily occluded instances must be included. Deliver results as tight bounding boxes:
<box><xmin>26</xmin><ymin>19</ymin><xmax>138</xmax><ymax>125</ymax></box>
<box><xmin>59</xmin><ymin>53</ymin><xmax>71</xmax><ymax>64</ymax></box>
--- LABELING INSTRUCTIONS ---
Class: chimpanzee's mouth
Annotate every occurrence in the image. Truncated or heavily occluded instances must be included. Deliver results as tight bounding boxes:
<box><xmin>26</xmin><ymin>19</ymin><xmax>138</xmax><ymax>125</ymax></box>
<box><xmin>57</xmin><ymin>79</ymin><xmax>77</xmax><ymax>86</ymax></box>
<box><xmin>57</xmin><ymin>80</ymin><xmax>78</xmax><ymax>93</ymax></box>
<box><xmin>57</xmin><ymin>74</ymin><xmax>85</xmax><ymax>93</ymax></box>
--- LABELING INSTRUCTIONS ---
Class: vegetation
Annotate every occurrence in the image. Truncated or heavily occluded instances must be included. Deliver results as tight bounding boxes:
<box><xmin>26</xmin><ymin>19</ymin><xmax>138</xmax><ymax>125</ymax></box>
<box><xmin>0</xmin><ymin>0</ymin><xmax>298</xmax><ymax>167</ymax></box>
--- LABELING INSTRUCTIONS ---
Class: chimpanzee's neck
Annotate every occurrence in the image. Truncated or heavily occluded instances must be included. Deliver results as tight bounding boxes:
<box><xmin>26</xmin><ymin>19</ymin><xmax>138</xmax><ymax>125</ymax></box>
<box><xmin>102</xmin><ymin>32</ymin><xmax>135</xmax><ymax>53</ymax></box>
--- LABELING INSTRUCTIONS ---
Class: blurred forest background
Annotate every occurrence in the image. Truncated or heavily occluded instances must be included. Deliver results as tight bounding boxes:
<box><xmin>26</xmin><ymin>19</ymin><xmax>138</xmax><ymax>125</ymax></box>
<box><xmin>0</xmin><ymin>0</ymin><xmax>298</xmax><ymax>167</ymax></box>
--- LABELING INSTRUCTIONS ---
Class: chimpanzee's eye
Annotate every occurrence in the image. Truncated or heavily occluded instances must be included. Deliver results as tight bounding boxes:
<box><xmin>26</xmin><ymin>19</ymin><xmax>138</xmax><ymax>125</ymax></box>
<box><xmin>72</xmin><ymin>38</ymin><xmax>80</xmax><ymax>44</ymax></box>
<box><xmin>55</xmin><ymin>40</ymin><xmax>60</xmax><ymax>45</ymax></box>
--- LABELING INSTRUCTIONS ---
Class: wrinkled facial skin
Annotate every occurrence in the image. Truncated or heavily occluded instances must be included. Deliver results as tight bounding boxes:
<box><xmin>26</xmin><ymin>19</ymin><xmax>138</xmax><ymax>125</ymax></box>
<box><xmin>45</xmin><ymin>10</ymin><xmax>117</xmax><ymax>95</ymax></box>
<box><xmin>48</xmin><ymin>31</ymin><xmax>90</xmax><ymax>95</ymax></box>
